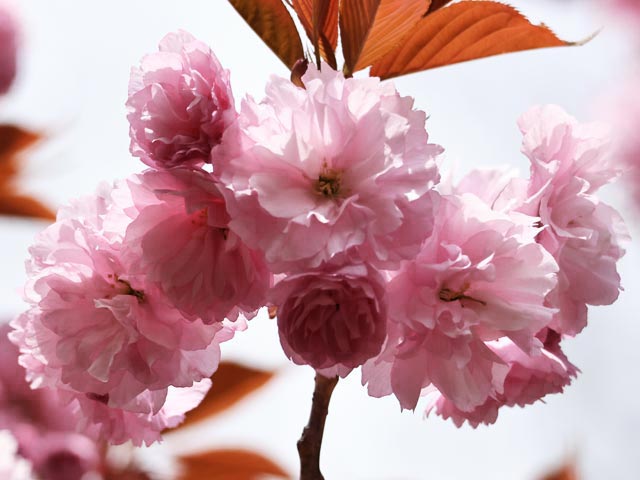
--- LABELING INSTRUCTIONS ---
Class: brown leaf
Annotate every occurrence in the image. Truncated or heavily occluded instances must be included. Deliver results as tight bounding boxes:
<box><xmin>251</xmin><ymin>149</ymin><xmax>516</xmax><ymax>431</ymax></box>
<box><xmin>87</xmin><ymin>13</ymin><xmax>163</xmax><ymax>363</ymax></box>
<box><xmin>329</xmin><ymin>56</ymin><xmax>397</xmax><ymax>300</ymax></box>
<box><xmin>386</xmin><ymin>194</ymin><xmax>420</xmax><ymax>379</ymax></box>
<box><xmin>293</xmin><ymin>0</ymin><xmax>339</xmax><ymax>69</ymax></box>
<box><xmin>371</xmin><ymin>1</ymin><xmax>573</xmax><ymax>79</ymax></box>
<box><xmin>541</xmin><ymin>461</ymin><xmax>579</xmax><ymax>480</ymax></box>
<box><xmin>0</xmin><ymin>125</ymin><xmax>55</xmax><ymax>220</ymax></box>
<box><xmin>177</xmin><ymin>362</ymin><xmax>274</xmax><ymax>429</ymax></box>
<box><xmin>340</xmin><ymin>0</ymin><xmax>432</xmax><ymax>75</ymax></box>
<box><xmin>228</xmin><ymin>0</ymin><xmax>305</xmax><ymax>69</ymax></box>
<box><xmin>0</xmin><ymin>194</ymin><xmax>56</xmax><ymax>220</ymax></box>
<box><xmin>0</xmin><ymin>126</ymin><xmax>39</xmax><ymax>180</ymax></box>
<box><xmin>180</xmin><ymin>449</ymin><xmax>289</xmax><ymax>480</ymax></box>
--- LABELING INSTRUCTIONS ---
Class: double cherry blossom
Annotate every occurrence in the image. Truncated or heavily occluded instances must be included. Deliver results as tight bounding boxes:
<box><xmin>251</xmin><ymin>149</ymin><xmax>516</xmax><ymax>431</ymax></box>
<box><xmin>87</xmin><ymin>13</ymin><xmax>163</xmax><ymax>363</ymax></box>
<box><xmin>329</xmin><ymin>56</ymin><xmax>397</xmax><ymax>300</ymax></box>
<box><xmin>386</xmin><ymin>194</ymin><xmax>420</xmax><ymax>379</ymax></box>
<box><xmin>10</xmin><ymin>30</ymin><xmax>628</xmax><ymax>443</ymax></box>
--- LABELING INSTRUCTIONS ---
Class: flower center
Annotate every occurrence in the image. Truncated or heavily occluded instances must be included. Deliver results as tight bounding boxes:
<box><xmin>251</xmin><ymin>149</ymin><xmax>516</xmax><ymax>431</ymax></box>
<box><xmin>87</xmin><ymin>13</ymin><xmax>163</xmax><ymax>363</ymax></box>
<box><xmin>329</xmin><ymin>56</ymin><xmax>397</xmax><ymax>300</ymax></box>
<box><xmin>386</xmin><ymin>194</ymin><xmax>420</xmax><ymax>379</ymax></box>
<box><xmin>107</xmin><ymin>274</ymin><xmax>145</xmax><ymax>302</ymax></box>
<box><xmin>438</xmin><ymin>287</ymin><xmax>486</xmax><ymax>306</ymax></box>
<box><xmin>86</xmin><ymin>392</ymin><xmax>109</xmax><ymax>404</ymax></box>
<box><xmin>315</xmin><ymin>162</ymin><xmax>343</xmax><ymax>199</ymax></box>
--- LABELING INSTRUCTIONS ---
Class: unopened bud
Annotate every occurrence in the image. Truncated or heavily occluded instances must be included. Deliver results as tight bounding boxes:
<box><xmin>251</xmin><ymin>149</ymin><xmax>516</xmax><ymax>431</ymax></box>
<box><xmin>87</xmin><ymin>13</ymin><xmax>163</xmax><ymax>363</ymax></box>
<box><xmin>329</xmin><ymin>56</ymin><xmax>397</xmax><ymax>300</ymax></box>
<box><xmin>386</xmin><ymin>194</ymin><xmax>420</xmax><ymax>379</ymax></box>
<box><xmin>290</xmin><ymin>58</ymin><xmax>309</xmax><ymax>89</ymax></box>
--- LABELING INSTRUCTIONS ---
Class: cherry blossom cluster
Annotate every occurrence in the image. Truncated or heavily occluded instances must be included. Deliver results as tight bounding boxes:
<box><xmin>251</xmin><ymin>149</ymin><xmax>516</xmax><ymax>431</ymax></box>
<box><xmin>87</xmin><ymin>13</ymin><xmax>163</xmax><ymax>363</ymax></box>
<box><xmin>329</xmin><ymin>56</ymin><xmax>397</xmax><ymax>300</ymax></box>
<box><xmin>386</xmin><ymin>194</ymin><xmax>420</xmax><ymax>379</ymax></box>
<box><xmin>10</xmin><ymin>30</ymin><xmax>628</xmax><ymax>444</ymax></box>
<box><xmin>11</xmin><ymin>31</ymin><xmax>269</xmax><ymax>446</ymax></box>
<box><xmin>365</xmin><ymin>105</ymin><xmax>628</xmax><ymax>425</ymax></box>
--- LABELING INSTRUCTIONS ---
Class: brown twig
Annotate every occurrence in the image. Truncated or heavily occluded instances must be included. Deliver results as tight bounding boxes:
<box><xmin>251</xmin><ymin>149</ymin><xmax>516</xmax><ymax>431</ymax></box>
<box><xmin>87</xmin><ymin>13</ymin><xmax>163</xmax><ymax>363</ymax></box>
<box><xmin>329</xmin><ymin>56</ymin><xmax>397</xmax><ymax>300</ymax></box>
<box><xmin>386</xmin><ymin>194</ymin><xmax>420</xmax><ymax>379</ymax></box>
<box><xmin>297</xmin><ymin>373</ymin><xmax>339</xmax><ymax>480</ymax></box>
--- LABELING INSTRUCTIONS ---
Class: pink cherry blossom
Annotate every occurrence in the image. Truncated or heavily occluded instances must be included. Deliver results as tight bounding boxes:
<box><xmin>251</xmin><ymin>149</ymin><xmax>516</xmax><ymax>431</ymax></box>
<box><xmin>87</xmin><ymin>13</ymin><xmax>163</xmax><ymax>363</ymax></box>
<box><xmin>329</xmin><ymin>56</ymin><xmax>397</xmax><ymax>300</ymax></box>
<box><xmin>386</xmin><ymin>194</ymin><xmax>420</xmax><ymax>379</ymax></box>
<box><xmin>219</xmin><ymin>64</ymin><xmax>442</xmax><ymax>273</ymax></box>
<box><xmin>60</xmin><ymin>379</ymin><xmax>211</xmax><ymax>446</ymax></box>
<box><xmin>362</xmin><ymin>193</ymin><xmax>558</xmax><ymax>412</ymax></box>
<box><xmin>122</xmin><ymin>168</ymin><xmax>271</xmax><ymax>323</ymax></box>
<box><xmin>518</xmin><ymin>105</ymin><xmax>629</xmax><ymax>335</ymax></box>
<box><xmin>0</xmin><ymin>1</ymin><xmax>18</xmax><ymax>95</ymax></box>
<box><xmin>426</xmin><ymin>329</ymin><xmax>577</xmax><ymax>427</ymax></box>
<box><xmin>127</xmin><ymin>30</ymin><xmax>236</xmax><ymax>169</ymax></box>
<box><xmin>11</xmin><ymin>181</ymin><xmax>233</xmax><ymax>443</ymax></box>
<box><xmin>270</xmin><ymin>263</ymin><xmax>387</xmax><ymax>377</ymax></box>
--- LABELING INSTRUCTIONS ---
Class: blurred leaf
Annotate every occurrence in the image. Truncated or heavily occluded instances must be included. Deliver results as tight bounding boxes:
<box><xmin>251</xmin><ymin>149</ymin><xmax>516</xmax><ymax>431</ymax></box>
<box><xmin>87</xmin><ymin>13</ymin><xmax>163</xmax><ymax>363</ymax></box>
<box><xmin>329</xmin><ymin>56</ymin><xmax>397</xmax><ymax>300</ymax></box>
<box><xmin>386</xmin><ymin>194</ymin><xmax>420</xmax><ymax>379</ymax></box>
<box><xmin>370</xmin><ymin>1</ymin><xmax>574</xmax><ymax>79</ymax></box>
<box><xmin>0</xmin><ymin>194</ymin><xmax>56</xmax><ymax>219</ymax></box>
<box><xmin>541</xmin><ymin>461</ymin><xmax>579</xmax><ymax>480</ymax></box>
<box><xmin>177</xmin><ymin>362</ymin><xmax>275</xmax><ymax>429</ymax></box>
<box><xmin>340</xmin><ymin>0</ymin><xmax>432</xmax><ymax>75</ymax></box>
<box><xmin>228</xmin><ymin>0</ymin><xmax>305</xmax><ymax>69</ymax></box>
<box><xmin>104</xmin><ymin>468</ymin><xmax>153</xmax><ymax>480</ymax></box>
<box><xmin>180</xmin><ymin>449</ymin><xmax>288</xmax><ymax>480</ymax></box>
<box><xmin>0</xmin><ymin>126</ymin><xmax>39</xmax><ymax>178</ymax></box>
<box><xmin>293</xmin><ymin>0</ymin><xmax>339</xmax><ymax>69</ymax></box>
<box><xmin>0</xmin><ymin>125</ymin><xmax>55</xmax><ymax>220</ymax></box>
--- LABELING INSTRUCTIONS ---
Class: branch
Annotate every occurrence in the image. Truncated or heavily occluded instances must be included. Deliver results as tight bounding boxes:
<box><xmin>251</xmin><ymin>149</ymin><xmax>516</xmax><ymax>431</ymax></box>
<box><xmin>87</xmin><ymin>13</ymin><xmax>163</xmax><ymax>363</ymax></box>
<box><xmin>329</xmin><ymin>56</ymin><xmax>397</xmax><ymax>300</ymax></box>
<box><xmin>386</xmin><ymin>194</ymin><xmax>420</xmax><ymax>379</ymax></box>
<box><xmin>297</xmin><ymin>373</ymin><xmax>339</xmax><ymax>480</ymax></box>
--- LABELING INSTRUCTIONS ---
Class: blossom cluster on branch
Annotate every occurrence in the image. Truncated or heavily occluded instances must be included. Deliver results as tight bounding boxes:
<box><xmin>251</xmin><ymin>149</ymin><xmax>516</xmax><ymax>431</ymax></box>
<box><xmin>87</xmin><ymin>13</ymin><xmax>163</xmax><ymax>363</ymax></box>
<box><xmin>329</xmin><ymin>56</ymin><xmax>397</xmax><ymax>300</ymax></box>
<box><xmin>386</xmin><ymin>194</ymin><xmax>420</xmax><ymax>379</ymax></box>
<box><xmin>9</xmin><ymin>30</ymin><xmax>628</xmax><ymax>445</ymax></box>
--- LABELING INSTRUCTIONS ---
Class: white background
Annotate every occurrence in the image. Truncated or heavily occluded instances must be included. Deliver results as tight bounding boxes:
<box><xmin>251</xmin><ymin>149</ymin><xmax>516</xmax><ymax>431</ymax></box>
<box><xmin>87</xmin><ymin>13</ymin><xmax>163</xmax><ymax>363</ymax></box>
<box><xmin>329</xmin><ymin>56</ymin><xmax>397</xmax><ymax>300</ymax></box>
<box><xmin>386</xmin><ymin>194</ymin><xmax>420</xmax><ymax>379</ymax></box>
<box><xmin>1</xmin><ymin>1</ymin><xmax>639</xmax><ymax>478</ymax></box>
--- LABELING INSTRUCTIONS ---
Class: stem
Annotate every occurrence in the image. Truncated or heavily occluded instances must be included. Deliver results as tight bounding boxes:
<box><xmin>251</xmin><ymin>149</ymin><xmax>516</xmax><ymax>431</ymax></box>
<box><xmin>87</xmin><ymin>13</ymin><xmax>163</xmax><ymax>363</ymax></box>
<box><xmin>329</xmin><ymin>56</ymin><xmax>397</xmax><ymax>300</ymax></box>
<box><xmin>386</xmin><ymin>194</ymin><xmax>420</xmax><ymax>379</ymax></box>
<box><xmin>298</xmin><ymin>373</ymin><xmax>339</xmax><ymax>480</ymax></box>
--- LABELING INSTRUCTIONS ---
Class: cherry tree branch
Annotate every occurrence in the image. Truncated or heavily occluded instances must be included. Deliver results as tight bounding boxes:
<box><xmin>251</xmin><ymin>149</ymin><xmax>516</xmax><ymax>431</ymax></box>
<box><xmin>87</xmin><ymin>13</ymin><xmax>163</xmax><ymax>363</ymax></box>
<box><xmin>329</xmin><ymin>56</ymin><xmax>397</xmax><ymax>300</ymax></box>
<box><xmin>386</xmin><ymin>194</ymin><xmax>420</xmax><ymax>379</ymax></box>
<box><xmin>298</xmin><ymin>373</ymin><xmax>339</xmax><ymax>480</ymax></box>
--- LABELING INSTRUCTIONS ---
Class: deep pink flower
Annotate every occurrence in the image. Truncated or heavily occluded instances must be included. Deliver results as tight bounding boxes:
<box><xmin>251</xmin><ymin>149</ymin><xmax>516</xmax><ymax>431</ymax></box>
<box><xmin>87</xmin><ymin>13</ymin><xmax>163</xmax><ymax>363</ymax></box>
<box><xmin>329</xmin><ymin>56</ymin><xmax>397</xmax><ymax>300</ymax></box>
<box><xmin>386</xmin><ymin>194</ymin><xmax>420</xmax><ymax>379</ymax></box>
<box><xmin>0</xmin><ymin>327</ymin><xmax>75</xmax><ymax>434</ymax></box>
<box><xmin>122</xmin><ymin>168</ymin><xmax>271</xmax><ymax>323</ymax></box>
<box><xmin>518</xmin><ymin>105</ymin><xmax>629</xmax><ymax>335</ymax></box>
<box><xmin>0</xmin><ymin>324</ymin><xmax>100</xmax><ymax>479</ymax></box>
<box><xmin>0</xmin><ymin>1</ymin><xmax>18</xmax><ymax>95</ymax></box>
<box><xmin>127</xmin><ymin>30</ymin><xmax>236</xmax><ymax>169</ymax></box>
<box><xmin>605</xmin><ymin>0</ymin><xmax>640</xmax><ymax>19</ymax></box>
<box><xmin>363</xmin><ymin>193</ymin><xmax>558</xmax><ymax>411</ymax></box>
<box><xmin>270</xmin><ymin>263</ymin><xmax>387</xmax><ymax>377</ymax></box>
<box><xmin>16</xmin><ymin>430</ymin><xmax>100</xmax><ymax>480</ymax></box>
<box><xmin>426</xmin><ymin>329</ymin><xmax>577</xmax><ymax>427</ymax></box>
<box><xmin>11</xmin><ymin>181</ymin><xmax>233</xmax><ymax>443</ymax></box>
<box><xmin>219</xmin><ymin>64</ymin><xmax>441</xmax><ymax>273</ymax></box>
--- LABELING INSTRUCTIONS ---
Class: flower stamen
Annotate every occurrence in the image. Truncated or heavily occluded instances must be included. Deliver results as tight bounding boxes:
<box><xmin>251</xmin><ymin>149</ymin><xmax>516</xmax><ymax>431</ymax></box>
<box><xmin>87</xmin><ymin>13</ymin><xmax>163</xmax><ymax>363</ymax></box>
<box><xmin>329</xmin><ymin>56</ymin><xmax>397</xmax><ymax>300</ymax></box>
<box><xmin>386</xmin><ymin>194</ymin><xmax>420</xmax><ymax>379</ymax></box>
<box><xmin>439</xmin><ymin>287</ymin><xmax>486</xmax><ymax>306</ymax></box>
<box><xmin>116</xmin><ymin>278</ymin><xmax>145</xmax><ymax>302</ymax></box>
<box><xmin>315</xmin><ymin>162</ymin><xmax>343</xmax><ymax>199</ymax></box>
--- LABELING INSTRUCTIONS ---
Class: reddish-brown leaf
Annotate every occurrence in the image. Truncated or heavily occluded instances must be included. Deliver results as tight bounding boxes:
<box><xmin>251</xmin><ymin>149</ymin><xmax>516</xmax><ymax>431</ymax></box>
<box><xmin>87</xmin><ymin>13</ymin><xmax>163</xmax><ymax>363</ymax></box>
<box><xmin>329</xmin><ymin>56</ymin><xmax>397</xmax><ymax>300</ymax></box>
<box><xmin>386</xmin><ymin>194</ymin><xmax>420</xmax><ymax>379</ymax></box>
<box><xmin>179</xmin><ymin>449</ymin><xmax>288</xmax><ymax>480</ymax></box>
<box><xmin>0</xmin><ymin>125</ymin><xmax>39</xmax><ymax>180</ymax></box>
<box><xmin>0</xmin><ymin>194</ymin><xmax>56</xmax><ymax>220</ymax></box>
<box><xmin>293</xmin><ymin>0</ymin><xmax>339</xmax><ymax>69</ymax></box>
<box><xmin>0</xmin><ymin>125</ymin><xmax>55</xmax><ymax>220</ymax></box>
<box><xmin>176</xmin><ymin>362</ymin><xmax>274</xmax><ymax>429</ymax></box>
<box><xmin>228</xmin><ymin>0</ymin><xmax>305</xmax><ymax>69</ymax></box>
<box><xmin>340</xmin><ymin>0</ymin><xmax>431</xmax><ymax>75</ymax></box>
<box><xmin>371</xmin><ymin>1</ymin><xmax>573</xmax><ymax>79</ymax></box>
